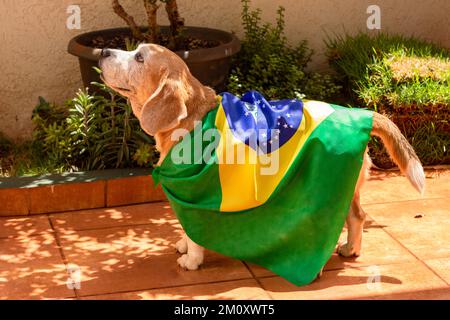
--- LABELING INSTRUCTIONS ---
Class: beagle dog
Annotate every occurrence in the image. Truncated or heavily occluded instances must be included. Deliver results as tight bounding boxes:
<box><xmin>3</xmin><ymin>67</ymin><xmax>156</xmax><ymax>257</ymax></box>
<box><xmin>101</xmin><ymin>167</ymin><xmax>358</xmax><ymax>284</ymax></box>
<box><xmin>99</xmin><ymin>44</ymin><xmax>425</xmax><ymax>273</ymax></box>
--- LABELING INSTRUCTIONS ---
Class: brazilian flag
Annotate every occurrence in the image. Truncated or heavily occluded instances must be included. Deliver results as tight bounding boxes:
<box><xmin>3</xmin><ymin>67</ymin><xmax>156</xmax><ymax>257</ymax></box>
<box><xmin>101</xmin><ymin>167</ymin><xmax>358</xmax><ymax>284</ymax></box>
<box><xmin>153</xmin><ymin>91</ymin><xmax>373</xmax><ymax>285</ymax></box>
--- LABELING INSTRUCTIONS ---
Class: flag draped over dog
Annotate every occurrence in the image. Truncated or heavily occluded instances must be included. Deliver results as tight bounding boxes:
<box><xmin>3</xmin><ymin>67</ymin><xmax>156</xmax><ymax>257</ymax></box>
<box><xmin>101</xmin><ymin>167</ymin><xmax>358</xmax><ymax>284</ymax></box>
<box><xmin>153</xmin><ymin>91</ymin><xmax>373</xmax><ymax>285</ymax></box>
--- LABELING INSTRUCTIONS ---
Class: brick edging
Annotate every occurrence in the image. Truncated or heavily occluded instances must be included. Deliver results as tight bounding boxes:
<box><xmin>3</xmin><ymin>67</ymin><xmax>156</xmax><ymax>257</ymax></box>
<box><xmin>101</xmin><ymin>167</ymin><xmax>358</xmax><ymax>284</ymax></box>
<box><xmin>0</xmin><ymin>169</ymin><xmax>166</xmax><ymax>216</ymax></box>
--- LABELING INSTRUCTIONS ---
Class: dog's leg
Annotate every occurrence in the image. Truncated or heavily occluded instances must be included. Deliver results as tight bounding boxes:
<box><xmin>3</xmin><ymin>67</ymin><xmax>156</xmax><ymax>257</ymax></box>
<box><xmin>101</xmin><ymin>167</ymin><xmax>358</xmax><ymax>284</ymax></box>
<box><xmin>338</xmin><ymin>194</ymin><xmax>366</xmax><ymax>257</ymax></box>
<box><xmin>177</xmin><ymin>235</ymin><xmax>205</xmax><ymax>270</ymax></box>
<box><xmin>338</xmin><ymin>152</ymin><xmax>370</xmax><ymax>257</ymax></box>
<box><xmin>175</xmin><ymin>233</ymin><xmax>188</xmax><ymax>254</ymax></box>
<box><xmin>316</xmin><ymin>266</ymin><xmax>324</xmax><ymax>280</ymax></box>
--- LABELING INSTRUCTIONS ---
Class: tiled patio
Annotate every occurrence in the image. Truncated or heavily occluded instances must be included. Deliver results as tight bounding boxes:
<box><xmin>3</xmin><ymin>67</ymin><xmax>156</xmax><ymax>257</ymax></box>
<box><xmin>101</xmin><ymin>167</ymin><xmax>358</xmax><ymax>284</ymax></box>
<box><xmin>1</xmin><ymin>170</ymin><xmax>449</xmax><ymax>300</ymax></box>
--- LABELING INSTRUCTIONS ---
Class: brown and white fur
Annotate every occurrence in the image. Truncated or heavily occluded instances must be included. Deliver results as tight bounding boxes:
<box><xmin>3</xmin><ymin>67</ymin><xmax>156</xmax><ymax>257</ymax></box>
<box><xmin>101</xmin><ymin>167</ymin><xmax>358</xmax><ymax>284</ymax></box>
<box><xmin>99</xmin><ymin>44</ymin><xmax>425</xmax><ymax>273</ymax></box>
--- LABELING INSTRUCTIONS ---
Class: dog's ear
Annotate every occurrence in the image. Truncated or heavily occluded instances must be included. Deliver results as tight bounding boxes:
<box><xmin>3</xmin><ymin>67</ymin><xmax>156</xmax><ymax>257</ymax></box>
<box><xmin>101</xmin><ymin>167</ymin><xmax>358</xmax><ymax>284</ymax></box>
<box><xmin>139</xmin><ymin>72</ymin><xmax>188</xmax><ymax>136</ymax></box>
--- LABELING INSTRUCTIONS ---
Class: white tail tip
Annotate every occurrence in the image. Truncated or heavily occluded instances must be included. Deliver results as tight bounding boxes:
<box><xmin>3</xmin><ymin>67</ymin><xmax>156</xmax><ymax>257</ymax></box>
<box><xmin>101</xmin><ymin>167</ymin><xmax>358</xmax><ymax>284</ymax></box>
<box><xmin>406</xmin><ymin>159</ymin><xmax>425</xmax><ymax>195</ymax></box>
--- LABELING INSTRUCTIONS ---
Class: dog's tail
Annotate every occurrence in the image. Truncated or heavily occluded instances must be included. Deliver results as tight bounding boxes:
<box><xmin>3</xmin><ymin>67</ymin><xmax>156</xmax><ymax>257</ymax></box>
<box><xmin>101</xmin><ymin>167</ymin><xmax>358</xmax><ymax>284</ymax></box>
<box><xmin>371</xmin><ymin>112</ymin><xmax>425</xmax><ymax>194</ymax></box>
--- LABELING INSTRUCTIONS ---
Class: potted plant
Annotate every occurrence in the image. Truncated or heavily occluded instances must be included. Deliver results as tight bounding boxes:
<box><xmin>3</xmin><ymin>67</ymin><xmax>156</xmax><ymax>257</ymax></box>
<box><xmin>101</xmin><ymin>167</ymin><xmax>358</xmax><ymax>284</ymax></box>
<box><xmin>68</xmin><ymin>0</ymin><xmax>240</xmax><ymax>91</ymax></box>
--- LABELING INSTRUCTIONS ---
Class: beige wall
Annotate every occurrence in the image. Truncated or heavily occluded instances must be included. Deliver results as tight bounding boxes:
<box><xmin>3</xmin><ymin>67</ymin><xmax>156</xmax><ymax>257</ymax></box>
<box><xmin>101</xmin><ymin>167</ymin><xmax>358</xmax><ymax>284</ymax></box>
<box><xmin>1</xmin><ymin>0</ymin><xmax>448</xmax><ymax>140</ymax></box>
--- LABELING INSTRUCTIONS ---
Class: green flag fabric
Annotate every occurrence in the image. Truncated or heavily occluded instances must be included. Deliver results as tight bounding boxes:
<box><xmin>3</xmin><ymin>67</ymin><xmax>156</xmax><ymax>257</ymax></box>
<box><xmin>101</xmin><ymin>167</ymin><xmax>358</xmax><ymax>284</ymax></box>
<box><xmin>152</xmin><ymin>91</ymin><xmax>373</xmax><ymax>285</ymax></box>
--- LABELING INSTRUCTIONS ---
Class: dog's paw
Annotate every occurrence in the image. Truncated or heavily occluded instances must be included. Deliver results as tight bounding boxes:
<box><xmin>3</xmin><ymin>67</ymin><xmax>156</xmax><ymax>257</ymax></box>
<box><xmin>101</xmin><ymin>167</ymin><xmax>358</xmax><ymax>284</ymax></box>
<box><xmin>175</xmin><ymin>238</ymin><xmax>188</xmax><ymax>254</ymax></box>
<box><xmin>337</xmin><ymin>242</ymin><xmax>360</xmax><ymax>257</ymax></box>
<box><xmin>177</xmin><ymin>254</ymin><xmax>203</xmax><ymax>270</ymax></box>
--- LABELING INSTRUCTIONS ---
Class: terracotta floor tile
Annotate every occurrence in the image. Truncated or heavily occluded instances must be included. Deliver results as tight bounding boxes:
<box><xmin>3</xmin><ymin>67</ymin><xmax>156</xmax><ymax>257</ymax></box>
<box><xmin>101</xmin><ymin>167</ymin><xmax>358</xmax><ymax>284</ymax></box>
<box><xmin>246</xmin><ymin>219</ymin><xmax>416</xmax><ymax>278</ymax></box>
<box><xmin>2</xmin><ymin>169</ymin><xmax>447</xmax><ymax>300</ymax></box>
<box><xmin>356</xmin><ymin>287</ymin><xmax>450</xmax><ymax>300</ymax></box>
<box><xmin>57</xmin><ymin>225</ymin><xmax>252</xmax><ymax>297</ymax></box>
<box><xmin>81</xmin><ymin>279</ymin><xmax>271</xmax><ymax>300</ymax></box>
<box><xmin>361</xmin><ymin>170</ymin><xmax>449</xmax><ymax>205</ymax></box>
<box><xmin>50</xmin><ymin>202</ymin><xmax>177</xmax><ymax>231</ymax></box>
<box><xmin>259</xmin><ymin>262</ymin><xmax>447</xmax><ymax>300</ymax></box>
<box><xmin>365</xmin><ymin>198</ymin><xmax>450</xmax><ymax>260</ymax></box>
<box><xmin>326</xmin><ymin>223</ymin><xmax>416</xmax><ymax>270</ymax></box>
<box><xmin>245</xmin><ymin>263</ymin><xmax>274</xmax><ymax>278</ymax></box>
<box><xmin>424</xmin><ymin>258</ymin><xmax>450</xmax><ymax>285</ymax></box>
<box><xmin>0</xmin><ymin>233</ymin><xmax>75</xmax><ymax>299</ymax></box>
<box><xmin>0</xmin><ymin>215</ymin><xmax>52</xmax><ymax>239</ymax></box>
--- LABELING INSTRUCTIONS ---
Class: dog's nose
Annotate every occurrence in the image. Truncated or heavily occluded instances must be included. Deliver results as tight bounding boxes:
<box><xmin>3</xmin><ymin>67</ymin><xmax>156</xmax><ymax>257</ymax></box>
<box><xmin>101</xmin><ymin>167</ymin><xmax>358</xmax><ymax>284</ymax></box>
<box><xmin>101</xmin><ymin>48</ymin><xmax>111</xmax><ymax>58</ymax></box>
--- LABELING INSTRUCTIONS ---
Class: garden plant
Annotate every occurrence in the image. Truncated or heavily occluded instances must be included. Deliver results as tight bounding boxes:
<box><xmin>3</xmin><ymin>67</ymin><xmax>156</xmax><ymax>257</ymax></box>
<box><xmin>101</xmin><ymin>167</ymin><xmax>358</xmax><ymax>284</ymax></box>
<box><xmin>32</xmin><ymin>82</ymin><xmax>158</xmax><ymax>172</ymax></box>
<box><xmin>326</xmin><ymin>32</ymin><xmax>449</xmax><ymax>167</ymax></box>
<box><xmin>0</xmin><ymin>83</ymin><xmax>157</xmax><ymax>177</ymax></box>
<box><xmin>227</xmin><ymin>0</ymin><xmax>341</xmax><ymax>101</ymax></box>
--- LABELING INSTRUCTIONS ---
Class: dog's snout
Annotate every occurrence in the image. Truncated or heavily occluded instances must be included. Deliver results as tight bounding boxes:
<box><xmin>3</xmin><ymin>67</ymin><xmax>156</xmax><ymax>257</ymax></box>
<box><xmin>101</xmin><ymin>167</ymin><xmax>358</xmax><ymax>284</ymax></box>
<box><xmin>101</xmin><ymin>48</ymin><xmax>111</xmax><ymax>58</ymax></box>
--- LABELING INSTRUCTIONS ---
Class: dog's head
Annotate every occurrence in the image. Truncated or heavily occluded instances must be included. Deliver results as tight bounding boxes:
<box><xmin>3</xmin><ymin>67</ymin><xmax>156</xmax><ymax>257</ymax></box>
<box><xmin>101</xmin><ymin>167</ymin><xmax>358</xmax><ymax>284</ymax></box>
<box><xmin>99</xmin><ymin>44</ymin><xmax>207</xmax><ymax>136</ymax></box>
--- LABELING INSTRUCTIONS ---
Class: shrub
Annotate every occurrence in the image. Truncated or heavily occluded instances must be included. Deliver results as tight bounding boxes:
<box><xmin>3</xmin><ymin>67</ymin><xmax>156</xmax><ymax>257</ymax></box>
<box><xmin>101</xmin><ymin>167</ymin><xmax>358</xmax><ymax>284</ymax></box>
<box><xmin>31</xmin><ymin>83</ymin><xmax>158</xmax><ymax>173</ymax></box>
<box><xmin>227</xmin><ymin>0</ymin><xmax>341</xmax><ymax>101</ymax></box>
<box><xmin>0</xmin><ymin>130</ymin><xmax>61</xmax><ymax>177</ymax></box>
<box><xmin>0</xmin><ymin>132</ymin><xmax>12</xmax><ymax>159</ymax></box>
<box><xmin>325</xmin><ymin>32</ymin><xmax>449</xmax><ymax>167</ymax></box>
<box><xmin>0</xmin><ymin>132</ymin><xmax>12</xmax><ymax>176</ymax></box>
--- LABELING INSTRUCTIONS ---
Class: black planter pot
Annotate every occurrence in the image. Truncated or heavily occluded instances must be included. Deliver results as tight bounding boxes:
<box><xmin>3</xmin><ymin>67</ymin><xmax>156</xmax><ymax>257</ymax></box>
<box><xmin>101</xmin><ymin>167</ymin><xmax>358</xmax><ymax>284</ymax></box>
<box><xmin>68</xmin><ymin>26</ymin><xmax>240</xmax><ymax>92</ymax></box>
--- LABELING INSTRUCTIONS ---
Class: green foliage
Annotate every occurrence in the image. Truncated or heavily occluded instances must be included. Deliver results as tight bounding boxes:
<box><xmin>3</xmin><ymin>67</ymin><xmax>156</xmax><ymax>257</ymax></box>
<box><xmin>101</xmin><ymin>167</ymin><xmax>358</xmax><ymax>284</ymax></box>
<box><xmin>31</xmin><ymin>83</ymin><xmax>158</xmax><ymax>173</ymax></box>
<box><xmin>325</xmin><ymin>32</ymin><xmax>449</xmax><ymax>167</ymax></box>
<box><xmin>0</xmin><ymin>132</ymin><xmax>12</xmax><ymax>176</ymax></box>
<box><xmin>227</xmin><ymin>0</ymin><xmax>341</xmax><ymax>101</ymax></box>
<box><xmin>133</xmin><ymin>143</ymin><xmax>155</xmax><ymax>166</ymax></box>
<box><xmin>124</xmin><ymin>37</ymin><xmax>141</xmax><ymax>51</ymax></box>
<box><xmin>369</xmin><ymin>116</ymin><xmax>449</xmax><ymax>168</ymax></box>
<box><xmin>1</xmin><ymin>85</ymin><xmax>158</xmax><ymax>177</ymax></box>
<box><xmin>0</xmin><ymin>129</ymin><xmax>64</xmax><ymax>177</ymax></box>
<box><xmin>0</xmin><ymin>141</ymin><xmax>63</xmax><ymax>177</ymax></box>
<box><xmin>0</xmin><ymin>132</ymin><xmax>12</xmax><ymax>158</ymax></box>
<box><xmin>325</xmin><ymin>32</ymin><xmax>450</xmax><ymax>108</ymax></box>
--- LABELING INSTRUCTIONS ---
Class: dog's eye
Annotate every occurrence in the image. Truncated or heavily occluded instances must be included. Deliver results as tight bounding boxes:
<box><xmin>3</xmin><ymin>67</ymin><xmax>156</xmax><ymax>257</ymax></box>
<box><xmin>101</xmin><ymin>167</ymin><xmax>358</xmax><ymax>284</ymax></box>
<box><xmin>135</xmin><ymin>52</ymin><xmax>144</xmax><ymax>63</ymax></box>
